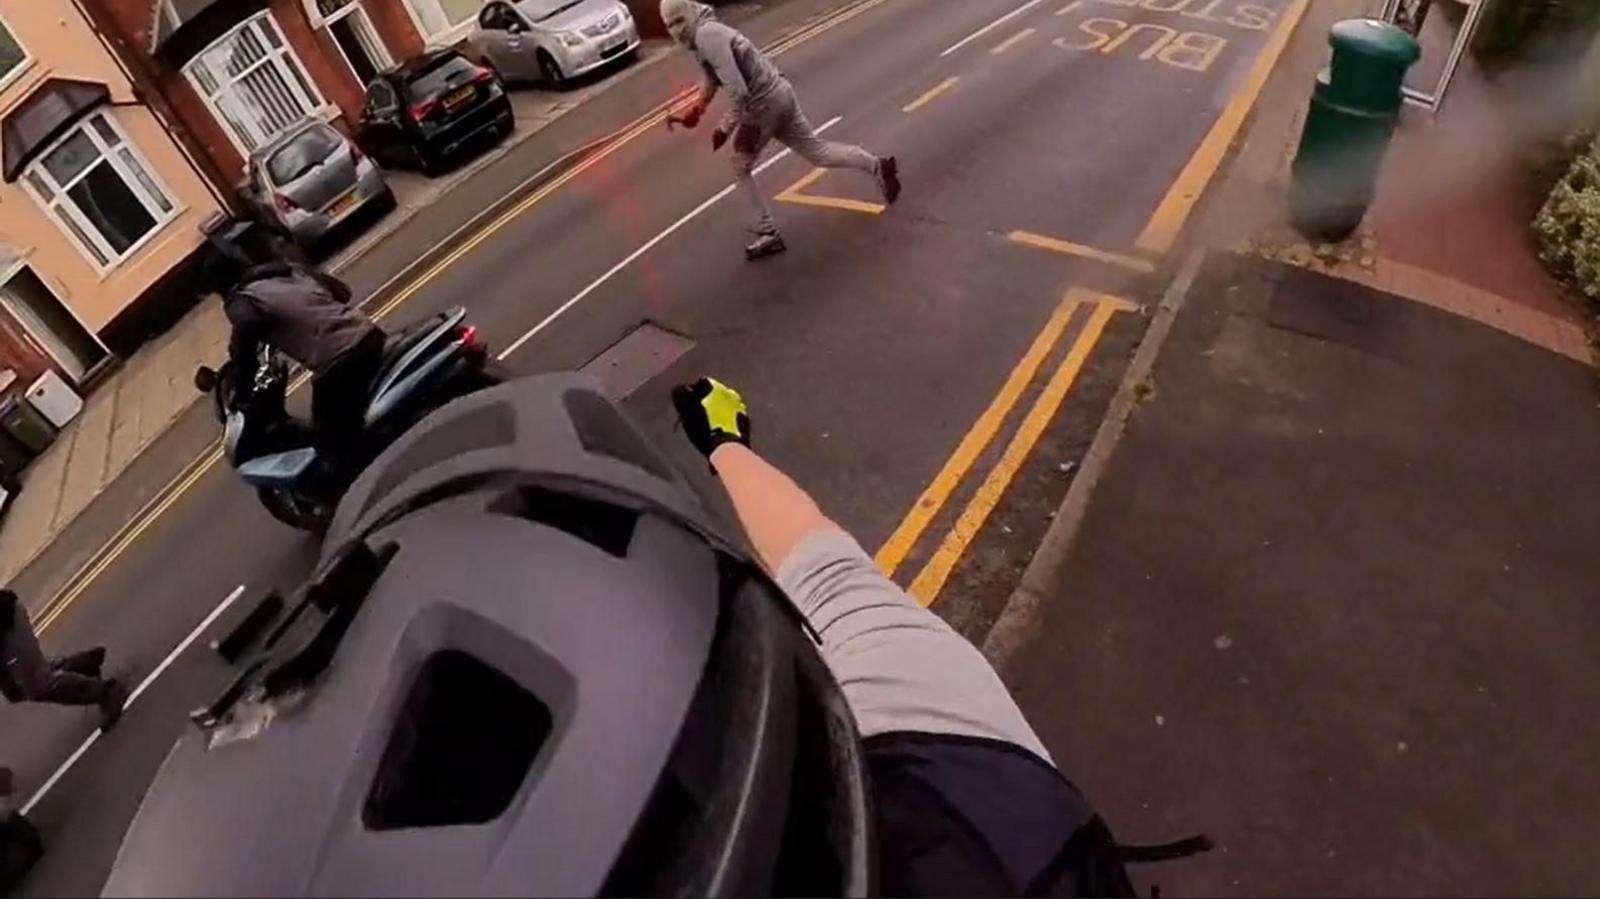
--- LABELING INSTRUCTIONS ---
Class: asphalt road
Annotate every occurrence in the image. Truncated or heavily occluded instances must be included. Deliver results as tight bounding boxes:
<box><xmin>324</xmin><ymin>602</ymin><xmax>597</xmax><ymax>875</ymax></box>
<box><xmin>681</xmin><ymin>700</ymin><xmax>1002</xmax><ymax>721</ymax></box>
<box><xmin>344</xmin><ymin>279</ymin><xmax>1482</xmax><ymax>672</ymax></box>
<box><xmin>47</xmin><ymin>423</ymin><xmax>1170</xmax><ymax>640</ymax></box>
<box><xmin>3</xmin><ymin>0</ymin><xmax>1293</xmax><ymax>892</ymax></box>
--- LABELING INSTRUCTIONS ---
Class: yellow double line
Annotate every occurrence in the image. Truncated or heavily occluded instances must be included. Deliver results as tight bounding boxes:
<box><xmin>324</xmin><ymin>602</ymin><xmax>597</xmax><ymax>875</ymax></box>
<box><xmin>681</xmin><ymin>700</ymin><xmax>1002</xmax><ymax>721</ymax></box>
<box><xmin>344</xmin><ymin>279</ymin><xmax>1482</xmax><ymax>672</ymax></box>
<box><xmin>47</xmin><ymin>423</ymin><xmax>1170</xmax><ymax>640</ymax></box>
<box><xmin>875</xmin><ymin>288</ymin><xmax>1133</xmax><ymax>607</ymax></box>
<box><xmin>30</xmin><ymin>0</ymin><xmax>903</xmax><ymax>634</ymax></box>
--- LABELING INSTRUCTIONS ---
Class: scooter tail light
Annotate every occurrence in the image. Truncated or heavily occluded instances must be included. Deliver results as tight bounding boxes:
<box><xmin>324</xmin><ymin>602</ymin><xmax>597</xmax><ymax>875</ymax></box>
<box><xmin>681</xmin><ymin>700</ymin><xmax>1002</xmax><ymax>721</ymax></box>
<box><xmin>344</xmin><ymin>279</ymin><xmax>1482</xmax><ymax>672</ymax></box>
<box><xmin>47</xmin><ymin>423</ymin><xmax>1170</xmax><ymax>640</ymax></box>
<box><xmin>459</xmin><ymin>325</ymin><xmax>479</xmax><ymax>348</ymax></box>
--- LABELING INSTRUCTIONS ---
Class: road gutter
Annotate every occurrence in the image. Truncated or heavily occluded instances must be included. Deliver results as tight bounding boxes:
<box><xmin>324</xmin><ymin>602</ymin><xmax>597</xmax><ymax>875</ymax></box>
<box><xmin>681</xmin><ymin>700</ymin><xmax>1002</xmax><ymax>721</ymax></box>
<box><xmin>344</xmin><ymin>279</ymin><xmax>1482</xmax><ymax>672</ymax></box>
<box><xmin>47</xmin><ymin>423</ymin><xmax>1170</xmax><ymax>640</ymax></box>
<box><xmin>982</xmin><ymin>250</ymin><xmax>1207</xmax><ymax>673</ymax></box>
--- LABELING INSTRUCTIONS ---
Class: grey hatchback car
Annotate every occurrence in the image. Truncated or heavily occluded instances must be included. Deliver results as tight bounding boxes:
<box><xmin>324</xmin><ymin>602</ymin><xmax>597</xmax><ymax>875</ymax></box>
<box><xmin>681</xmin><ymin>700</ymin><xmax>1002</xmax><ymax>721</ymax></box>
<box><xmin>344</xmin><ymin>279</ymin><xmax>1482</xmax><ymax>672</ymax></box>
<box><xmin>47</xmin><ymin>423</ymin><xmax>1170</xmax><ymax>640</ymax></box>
<box><xmin>245</xmin><ymin>121</ymin><xmax>394</xmax><ymax>255</ymax></box>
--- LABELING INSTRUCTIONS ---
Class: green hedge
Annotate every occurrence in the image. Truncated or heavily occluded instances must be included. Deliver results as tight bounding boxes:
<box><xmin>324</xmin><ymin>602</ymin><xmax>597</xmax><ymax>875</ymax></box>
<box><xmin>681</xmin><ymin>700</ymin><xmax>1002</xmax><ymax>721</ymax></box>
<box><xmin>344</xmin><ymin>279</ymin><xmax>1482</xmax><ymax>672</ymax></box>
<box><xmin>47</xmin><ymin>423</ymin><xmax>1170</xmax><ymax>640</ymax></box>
<box><xmin>1535</xmin><ymin>136</ymin><xmax>1600</xmax><ymax>302</ymax></box>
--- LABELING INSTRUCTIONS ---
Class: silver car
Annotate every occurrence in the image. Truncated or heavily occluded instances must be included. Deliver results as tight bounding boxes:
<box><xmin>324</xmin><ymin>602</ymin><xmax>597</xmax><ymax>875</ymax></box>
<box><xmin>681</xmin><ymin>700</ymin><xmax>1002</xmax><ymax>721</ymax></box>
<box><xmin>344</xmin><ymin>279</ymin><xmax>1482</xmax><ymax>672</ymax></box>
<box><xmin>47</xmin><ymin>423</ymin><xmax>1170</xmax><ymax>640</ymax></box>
<box><xmin>471</xmin><ymin>0</ymin><xmax>641</xmax><ymax>87</ymax></box>
<box><xmin>245</xmin><ymin>121</ymin><xmax>395</xmax><ymax>255</ymax></box>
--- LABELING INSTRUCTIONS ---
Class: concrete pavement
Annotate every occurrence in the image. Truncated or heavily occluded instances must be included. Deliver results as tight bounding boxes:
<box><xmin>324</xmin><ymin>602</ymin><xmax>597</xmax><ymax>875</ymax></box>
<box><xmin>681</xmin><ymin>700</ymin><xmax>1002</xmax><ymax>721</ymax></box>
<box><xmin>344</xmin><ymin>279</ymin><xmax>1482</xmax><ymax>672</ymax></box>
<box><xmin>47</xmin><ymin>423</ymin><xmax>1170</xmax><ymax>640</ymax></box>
<box><xmin>5</xmin><ymin>0</ymin><xmax>1310</xmax><ymax>893</ymax></box>
<box><xmin>1005</xmin><ymin>252</ymin><xmax>1600</xmax><ymax>894</ymax></box>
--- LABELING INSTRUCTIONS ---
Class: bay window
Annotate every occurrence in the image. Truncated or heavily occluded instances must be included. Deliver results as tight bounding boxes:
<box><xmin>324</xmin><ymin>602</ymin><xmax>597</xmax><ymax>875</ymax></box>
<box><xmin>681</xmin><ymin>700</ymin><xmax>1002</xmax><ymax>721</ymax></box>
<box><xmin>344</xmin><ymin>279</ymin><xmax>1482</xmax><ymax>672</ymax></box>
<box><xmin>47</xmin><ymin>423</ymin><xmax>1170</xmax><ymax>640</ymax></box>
<box><xmin>185</xmin><ymin>12</ymin><xmax>325</xmax><ymax>155</ymax></box>
<box><xmin>0</xmin><ymin>13</ymin><xmax>24</xmax><ymax>89</ymax></box>
<box><xmin>23</xmin><ymin>112</ymin><xmax>178</xmax><ymax>269</ymax></box>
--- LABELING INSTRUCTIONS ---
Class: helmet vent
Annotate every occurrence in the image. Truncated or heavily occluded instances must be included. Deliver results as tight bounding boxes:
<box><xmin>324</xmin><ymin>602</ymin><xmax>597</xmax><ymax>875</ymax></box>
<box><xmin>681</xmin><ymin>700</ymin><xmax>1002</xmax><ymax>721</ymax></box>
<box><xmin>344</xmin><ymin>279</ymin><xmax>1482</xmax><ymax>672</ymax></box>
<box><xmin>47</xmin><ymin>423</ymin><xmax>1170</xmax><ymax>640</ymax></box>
<box><xmin>488</xmin><ymin>485</ymin><xmax>638</xmax><ymax>558</ymax></box>
<box><xmin>363</xmin><ymin>650</ymin><xmax>551</xmax><ymax>831</ymax></box>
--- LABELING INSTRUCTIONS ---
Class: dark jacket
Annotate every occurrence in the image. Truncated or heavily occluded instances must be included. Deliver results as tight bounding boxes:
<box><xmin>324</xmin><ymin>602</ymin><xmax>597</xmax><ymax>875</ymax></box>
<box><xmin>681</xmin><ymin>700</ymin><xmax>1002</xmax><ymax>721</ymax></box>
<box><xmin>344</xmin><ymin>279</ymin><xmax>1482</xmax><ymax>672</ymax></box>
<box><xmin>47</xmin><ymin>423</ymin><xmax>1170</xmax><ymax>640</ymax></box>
<box><xmin>0</xmin><ymin>591</ymin><xmax>20</xmax><ymax>702</ymax></box>
<box><xmin>224</xmin><ymin>263</ymin><xmax>379</xmax><ymax>386</ymax></box>
<box><xmin>0</xmin><ymin>591</ymin><xmax>15</xmax><ymax>645</ymax></box>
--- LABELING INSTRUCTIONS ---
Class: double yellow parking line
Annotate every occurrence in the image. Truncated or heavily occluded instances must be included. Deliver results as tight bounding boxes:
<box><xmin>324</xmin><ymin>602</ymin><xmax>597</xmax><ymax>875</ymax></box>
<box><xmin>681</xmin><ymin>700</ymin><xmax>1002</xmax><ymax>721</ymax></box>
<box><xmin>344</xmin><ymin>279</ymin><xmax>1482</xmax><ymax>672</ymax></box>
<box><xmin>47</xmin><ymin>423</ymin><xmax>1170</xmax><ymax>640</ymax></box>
<box><xmin>876</xmin><ymin>288</ymin><xmax>1134</xmax><ymax>608</ymax></box>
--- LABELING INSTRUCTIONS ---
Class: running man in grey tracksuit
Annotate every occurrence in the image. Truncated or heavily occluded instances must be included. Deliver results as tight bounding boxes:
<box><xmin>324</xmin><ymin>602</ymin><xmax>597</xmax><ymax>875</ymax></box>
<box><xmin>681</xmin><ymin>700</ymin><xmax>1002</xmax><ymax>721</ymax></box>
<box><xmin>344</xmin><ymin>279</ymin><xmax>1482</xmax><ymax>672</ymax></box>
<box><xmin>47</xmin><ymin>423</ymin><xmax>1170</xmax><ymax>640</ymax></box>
<box><xmin>660</xmin><ymin>0</ymin><xmax>901</xmax><ymax>259</ymax></box>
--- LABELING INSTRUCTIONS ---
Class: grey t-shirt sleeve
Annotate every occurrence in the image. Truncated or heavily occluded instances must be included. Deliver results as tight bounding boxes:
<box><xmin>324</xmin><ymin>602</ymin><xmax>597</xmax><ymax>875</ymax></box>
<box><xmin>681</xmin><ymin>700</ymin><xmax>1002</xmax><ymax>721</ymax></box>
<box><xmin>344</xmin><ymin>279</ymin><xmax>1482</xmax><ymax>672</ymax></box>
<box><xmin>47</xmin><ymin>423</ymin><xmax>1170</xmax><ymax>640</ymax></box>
<box><xmin>776</xmin><ymin>529</ymin><xmax>1054</xmax><ymax>764</ymax></box>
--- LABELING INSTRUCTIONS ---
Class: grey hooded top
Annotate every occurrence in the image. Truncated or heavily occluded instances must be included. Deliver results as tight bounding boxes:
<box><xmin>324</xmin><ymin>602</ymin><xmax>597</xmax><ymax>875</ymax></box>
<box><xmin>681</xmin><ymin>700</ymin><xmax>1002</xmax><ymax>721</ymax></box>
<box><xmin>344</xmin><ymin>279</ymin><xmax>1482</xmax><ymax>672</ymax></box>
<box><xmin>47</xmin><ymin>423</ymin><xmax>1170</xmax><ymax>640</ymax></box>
<box><xmin>663</xmin><ymin>0</ymin><xmax>786</xmax><ymax>131</ymax></box>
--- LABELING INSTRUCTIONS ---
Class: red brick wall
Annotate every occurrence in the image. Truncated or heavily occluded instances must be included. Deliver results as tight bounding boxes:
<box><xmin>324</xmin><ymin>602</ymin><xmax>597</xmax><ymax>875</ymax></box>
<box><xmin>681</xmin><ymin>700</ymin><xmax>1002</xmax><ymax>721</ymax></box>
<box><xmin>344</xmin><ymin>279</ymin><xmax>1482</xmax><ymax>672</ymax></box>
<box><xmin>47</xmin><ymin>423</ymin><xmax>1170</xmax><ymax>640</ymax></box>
<box><xmin>162</xmin><ymin>71</ymin><xmax>250</xmax><ymax>183</ymax></box>
<box><xmin>82</xmin><ymin>0</ymin><xmax>416</xmax><ymax>184</ymax></box>
<box><xmin>0</xmin><ymin>313</ymin><xmax>54</xmax><ymax>390</ymax></box>
<box><xmin>272</xmin><ymin>0</ymin><xmax>363</xmax><ymax>123</ymax></box>
<box><xmin>88</xmin><ymin>0</ymin><xmax>158</xmax><ymax>55</ymax></box>
<box><xmin>365</xmin><ymin>1</ymin><xmax>427</xmax><ymax>61</ymax></box>
<box><xmin>81</xmin><ymin>0</ymin><xmax>246</xmax><ymax>183</ymax></box>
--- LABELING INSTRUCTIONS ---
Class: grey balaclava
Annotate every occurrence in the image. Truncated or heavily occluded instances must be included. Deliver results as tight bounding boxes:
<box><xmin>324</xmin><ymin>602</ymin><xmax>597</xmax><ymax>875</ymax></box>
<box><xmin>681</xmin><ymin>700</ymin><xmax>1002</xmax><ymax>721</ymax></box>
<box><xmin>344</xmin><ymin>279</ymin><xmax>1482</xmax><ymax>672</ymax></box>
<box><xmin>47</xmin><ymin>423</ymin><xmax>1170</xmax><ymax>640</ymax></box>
<box><xmin>660</xmin><ymin>0</ymin><xmax>715</xmax><ymax>46</ymax></box>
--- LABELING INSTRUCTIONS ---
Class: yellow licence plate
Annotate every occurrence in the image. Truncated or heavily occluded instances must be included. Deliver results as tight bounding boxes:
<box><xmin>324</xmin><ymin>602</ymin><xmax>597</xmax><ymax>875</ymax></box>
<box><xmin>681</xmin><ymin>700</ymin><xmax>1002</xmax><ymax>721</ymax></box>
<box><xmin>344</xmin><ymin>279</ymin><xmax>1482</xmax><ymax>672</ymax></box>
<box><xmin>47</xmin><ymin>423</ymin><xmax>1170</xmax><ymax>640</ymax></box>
<box><xmin>444</xmin><ymin>85</ymin><xmax>476</xmax><ymax>110</ymax></box>
<box><xmin>329</xmin><ymin>193</ymin><xmax>358</xmax><ymax>216</ymax></box>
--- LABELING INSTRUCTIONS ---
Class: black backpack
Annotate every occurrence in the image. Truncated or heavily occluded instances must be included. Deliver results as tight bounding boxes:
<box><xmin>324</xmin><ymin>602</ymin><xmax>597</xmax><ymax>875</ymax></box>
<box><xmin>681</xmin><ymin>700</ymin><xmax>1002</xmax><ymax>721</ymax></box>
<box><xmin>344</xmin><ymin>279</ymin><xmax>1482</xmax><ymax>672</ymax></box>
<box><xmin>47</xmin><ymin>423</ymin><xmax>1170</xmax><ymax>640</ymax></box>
<box><xmin>867</xmin><ymin>732</ymin><xmax>1210</xmax><ymax>897</ymax></box>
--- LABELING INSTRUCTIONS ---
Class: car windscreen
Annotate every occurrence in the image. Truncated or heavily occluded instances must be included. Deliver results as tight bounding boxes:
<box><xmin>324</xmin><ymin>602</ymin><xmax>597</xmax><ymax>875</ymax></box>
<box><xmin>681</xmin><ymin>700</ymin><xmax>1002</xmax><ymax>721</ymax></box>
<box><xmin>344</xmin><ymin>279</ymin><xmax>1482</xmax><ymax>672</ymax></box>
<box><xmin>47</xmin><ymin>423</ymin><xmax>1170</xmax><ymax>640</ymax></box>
<box><xmin>266</xmin><ymin>127</ymin><xmax>343</xmax><ymax>183</ymax></box>
<box><xmin>404</xmin><ymin>56</ymin><xmax>478</xmax><ymax>103</ymax></box>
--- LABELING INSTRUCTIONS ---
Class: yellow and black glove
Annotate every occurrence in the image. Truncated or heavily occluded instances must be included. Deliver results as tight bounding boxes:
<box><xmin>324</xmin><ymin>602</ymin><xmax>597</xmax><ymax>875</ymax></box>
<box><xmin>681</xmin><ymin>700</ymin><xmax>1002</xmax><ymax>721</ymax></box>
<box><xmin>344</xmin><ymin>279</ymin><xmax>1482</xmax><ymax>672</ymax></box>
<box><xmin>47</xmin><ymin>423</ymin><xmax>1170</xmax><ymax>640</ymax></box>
<box><xmin>672</xmin><ymin>378</ymin><xmax>751</xmax><ymax>459</ymax></box>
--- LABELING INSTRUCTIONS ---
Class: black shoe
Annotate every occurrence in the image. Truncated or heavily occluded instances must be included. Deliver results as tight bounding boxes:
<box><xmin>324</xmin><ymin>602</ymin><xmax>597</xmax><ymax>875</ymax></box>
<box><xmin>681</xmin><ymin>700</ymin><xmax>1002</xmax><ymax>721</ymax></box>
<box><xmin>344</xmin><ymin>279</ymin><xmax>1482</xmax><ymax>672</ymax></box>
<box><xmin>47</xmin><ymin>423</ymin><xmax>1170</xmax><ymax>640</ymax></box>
<box><xmin>877</xmin><ymin>156</ymin><xmax>901</xmax><ymax>205</ymax></box>
<box><xmin>55</xmin><ymin>647</ymin><xmax>105</xmax><ymax>677</ymax></box>
<box><xmin>745</xmin><ymin>230</ymin><xmax>787</xmax><ymax>260</ymax></box>
<box><xmin>98</xmin><ymin>679</ymin><xmax>127</xmax><ymax>732</ymax></box>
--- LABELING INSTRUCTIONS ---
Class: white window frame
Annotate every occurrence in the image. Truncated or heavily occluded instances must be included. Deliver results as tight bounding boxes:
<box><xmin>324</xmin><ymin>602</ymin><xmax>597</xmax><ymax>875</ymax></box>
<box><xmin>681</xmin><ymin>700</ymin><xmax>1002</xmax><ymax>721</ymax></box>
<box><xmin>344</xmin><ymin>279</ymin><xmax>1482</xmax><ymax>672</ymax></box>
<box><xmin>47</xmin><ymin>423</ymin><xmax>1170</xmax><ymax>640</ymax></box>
<box><xmin>20</xmin><ymin>112</ymin><xmax>183</xmax><ymax>275</ymax></box>
<box><xmin>398</xmin><ymin>0</ymin><xmax>479</xmax><ymax>47</ymax></box>
<box><xmin>305</xmin><ymin>0</ymin><xmax>395</xmax><ymax>88</ymax></box>
<box><xmin>183</xmin><ymin>11</ymin><xmax>329</xmax><ymax>158</ymax></box>
<box><xmin>0</xmin><ymin>9</ymin><xmax>32</xmax><ymax>93</ymax></box>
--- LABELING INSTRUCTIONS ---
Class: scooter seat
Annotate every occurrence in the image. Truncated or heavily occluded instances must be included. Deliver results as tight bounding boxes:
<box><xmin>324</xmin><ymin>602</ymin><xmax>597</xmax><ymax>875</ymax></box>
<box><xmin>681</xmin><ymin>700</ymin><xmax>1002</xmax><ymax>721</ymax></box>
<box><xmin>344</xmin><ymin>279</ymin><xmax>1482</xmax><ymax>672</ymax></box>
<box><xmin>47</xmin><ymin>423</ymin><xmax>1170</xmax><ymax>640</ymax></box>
<box><xmin>377</xmin><ymin>320</ymin><xmax>440</xmax><ymax>378</ymax></box>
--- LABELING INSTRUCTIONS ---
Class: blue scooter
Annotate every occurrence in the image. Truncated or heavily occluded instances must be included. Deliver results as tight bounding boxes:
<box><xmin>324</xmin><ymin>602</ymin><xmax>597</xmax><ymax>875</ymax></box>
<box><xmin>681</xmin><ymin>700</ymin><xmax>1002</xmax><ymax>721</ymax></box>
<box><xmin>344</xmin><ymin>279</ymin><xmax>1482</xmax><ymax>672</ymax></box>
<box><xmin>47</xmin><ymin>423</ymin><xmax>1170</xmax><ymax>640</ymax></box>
<box><xmin>195</xmin><ymin>307</ymin><xmax>499</xmax><ymax>533</ymax></box>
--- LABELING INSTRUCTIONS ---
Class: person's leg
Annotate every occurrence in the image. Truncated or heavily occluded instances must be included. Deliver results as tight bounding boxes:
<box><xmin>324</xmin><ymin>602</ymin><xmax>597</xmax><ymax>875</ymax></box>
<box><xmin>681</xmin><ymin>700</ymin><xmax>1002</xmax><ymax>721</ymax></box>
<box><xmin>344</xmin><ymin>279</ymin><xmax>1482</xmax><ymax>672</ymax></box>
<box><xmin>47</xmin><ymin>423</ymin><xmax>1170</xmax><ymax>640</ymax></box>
<box><xmin>2</xmin><ymin>603</ymin><xmax>122</xmax><ymax>727</ymax></box>
<box><xmin>53</xmin><ymin>647</ymin><xmax>105</xmax><ymax>677</ymax></box>
<box><xmin>731</xmin><ymin>125</ymin><xmax>777</xmax><ymax>236</ymax></box>
<box><xmin>770</xmin><ymin>88</ymin><xmax>900</xmax><ymax>203</ymax></box>
<box><xmin>312</xmin><ymin>332</ymin><xmax>384</xmax><ymax>463</ymax></box>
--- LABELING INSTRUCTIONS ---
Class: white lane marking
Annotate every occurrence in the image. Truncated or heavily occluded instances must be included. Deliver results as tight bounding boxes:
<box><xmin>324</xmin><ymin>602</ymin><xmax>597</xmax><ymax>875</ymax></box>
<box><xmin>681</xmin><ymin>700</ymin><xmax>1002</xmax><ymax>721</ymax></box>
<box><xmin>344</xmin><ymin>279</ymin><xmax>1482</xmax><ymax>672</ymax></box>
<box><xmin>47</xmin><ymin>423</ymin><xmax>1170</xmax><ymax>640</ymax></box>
<box><xmin>940</xmin><ymin>0</ymin><xmax>1048</xmax><ymax>56</ymax></box>
<box><xmin>21</xmin><ymin>585</ymin><xmax>247</xmax><ymax>815</ymax></box>
<box><xmin>498</xmin><ymin>116</ymin><xmax>845</xmax><ymax>361</ymax></box>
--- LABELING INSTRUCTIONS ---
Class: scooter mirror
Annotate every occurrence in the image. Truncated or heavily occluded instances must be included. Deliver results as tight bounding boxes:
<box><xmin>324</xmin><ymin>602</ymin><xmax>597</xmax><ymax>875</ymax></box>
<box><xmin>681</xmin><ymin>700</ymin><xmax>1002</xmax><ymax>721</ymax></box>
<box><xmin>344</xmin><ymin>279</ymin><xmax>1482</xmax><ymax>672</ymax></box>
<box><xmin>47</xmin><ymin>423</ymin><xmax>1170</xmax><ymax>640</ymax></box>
<box><xmin>194</xmin><ymin>366</ymin><xmax>218</xmax><ymax>393</ymax></box>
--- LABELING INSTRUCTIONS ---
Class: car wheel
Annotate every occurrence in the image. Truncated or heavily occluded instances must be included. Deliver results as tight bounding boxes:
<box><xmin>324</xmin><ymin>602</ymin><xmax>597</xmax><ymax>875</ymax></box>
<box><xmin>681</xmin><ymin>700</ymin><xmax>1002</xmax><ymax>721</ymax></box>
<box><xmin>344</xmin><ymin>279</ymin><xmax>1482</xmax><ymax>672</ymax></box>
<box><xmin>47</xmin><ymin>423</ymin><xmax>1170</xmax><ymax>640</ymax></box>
<box><xmin>537</xmin><ymin>51</ymin><xmax>565</xmax><ymax>88</ymax></box>
<box><xmin>375</xmin><ymin>186</ymin><xmax>398</xmax><ymax>214</ymax></box>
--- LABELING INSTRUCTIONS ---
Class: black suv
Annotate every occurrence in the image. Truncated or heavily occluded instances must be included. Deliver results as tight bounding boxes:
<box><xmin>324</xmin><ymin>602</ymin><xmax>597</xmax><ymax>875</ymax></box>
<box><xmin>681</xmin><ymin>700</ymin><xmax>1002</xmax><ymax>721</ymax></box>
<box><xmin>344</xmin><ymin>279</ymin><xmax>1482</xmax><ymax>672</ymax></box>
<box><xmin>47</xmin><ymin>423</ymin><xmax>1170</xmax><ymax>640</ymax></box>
<box><xmin>357</xmin><ymin>49</ymin><xmax>514</xmax><ymax>176</ymax></box>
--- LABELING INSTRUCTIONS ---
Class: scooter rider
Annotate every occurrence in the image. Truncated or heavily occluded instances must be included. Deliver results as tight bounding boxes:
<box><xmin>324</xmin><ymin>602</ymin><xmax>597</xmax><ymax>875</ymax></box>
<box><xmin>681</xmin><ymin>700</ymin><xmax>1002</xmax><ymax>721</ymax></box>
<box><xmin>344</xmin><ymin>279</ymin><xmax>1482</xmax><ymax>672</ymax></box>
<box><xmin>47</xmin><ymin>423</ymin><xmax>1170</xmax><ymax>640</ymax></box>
<box><xmin>219</xmin><ymin>260</ymin><xmax>385</xmax><ymax>463</ymax></box>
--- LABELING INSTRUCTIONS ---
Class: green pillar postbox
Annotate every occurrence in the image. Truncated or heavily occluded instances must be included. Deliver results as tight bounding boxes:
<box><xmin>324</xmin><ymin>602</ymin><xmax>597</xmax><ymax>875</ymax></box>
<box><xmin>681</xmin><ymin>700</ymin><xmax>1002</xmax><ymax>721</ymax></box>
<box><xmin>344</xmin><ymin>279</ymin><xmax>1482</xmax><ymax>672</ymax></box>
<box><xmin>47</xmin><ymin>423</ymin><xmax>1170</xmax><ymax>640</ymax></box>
<box><xmin>1289</xmin><ymin>19</ymin><xmax>1420</xmax><ymax>242</ymax></box>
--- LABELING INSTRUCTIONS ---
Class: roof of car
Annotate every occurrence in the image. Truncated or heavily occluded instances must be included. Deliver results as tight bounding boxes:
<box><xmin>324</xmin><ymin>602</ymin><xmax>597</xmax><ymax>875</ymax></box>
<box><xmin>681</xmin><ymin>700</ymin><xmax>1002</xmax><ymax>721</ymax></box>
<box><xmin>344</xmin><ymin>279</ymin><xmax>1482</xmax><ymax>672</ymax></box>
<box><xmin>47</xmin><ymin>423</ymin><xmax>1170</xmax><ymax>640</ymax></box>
<box><xmin>386</xmin><ymin>48</ymin><xmax>463</xmax><ymax>80</ymax></box>
<box><xmin>248</xmin><ymin>120</ymin><xmax>340</xmax><ymax>162</ymax></box>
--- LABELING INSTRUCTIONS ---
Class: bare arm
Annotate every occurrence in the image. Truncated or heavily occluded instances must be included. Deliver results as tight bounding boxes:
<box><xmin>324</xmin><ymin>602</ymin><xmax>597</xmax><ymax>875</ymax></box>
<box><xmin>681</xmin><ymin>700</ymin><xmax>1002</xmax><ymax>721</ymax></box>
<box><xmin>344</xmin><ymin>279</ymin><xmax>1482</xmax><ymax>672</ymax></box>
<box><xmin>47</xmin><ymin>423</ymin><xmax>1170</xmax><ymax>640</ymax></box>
<box><xmin>671</xmin><ymin>379</ymin><xmax>1053</xmax><ymax>760</ymax></box>
<box><xmin>709</xmin><ymin>443</ymin><xmax>838</xmax><ymax>572</ymax></box>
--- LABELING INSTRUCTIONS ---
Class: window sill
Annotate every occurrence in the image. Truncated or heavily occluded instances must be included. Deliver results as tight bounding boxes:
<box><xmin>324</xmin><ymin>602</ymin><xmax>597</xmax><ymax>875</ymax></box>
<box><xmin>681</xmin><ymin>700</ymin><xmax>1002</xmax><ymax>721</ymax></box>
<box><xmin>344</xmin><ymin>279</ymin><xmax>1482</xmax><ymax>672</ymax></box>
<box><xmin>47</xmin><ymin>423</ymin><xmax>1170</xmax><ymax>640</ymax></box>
<box><xmin>89</xmin><ymin>205</ymin><xmax>191</xmax><ymax>284</ymax></box>
<box><xmin>0</xmin><ymin>57</ymin><xmax>40</xmax><ymax>98</ymax></box>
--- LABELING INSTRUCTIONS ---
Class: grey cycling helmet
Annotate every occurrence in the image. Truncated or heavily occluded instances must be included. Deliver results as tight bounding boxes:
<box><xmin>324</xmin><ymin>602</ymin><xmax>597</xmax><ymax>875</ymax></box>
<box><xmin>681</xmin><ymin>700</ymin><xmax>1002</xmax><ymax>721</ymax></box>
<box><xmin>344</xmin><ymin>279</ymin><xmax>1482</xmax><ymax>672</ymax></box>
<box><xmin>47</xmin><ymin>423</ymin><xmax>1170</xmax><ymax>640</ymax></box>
<box><xmin>106</xmin><ymin>375</ymin><xmax>872</xmax><ymax>897</ymax></box>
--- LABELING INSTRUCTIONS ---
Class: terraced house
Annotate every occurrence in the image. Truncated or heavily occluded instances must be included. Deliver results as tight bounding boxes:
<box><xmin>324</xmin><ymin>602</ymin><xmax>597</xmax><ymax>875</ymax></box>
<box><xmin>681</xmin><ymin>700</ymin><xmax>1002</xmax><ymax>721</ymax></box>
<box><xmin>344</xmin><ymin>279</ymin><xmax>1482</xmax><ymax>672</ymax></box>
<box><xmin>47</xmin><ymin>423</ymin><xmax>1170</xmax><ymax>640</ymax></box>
<box><xmin>79</xmin><ymin>0</ymin><xmax>437</xmax><ymax>183</ymax></box>
<box><xmin>0</xmin><ymin>1</ymin><xmax>224</xmax><ymax>389</ymax></box>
